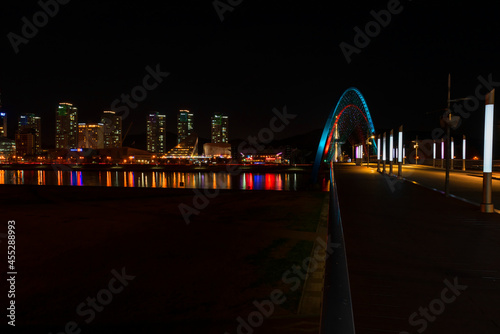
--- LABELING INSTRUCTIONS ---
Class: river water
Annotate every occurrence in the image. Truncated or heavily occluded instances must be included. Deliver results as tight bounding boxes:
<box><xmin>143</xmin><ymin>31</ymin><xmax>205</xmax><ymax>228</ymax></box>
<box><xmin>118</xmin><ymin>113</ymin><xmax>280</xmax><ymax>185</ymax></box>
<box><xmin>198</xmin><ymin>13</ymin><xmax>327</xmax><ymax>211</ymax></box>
<box><xmin>0</xmin><ymin>169</ymin><xmax>322</xmax><ymax>191</ymax></box>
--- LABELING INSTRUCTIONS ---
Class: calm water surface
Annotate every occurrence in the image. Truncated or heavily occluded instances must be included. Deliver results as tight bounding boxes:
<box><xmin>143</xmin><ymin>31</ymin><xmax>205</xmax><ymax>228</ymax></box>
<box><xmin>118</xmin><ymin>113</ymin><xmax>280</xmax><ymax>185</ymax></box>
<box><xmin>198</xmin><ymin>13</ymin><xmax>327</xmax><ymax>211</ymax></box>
<box><xmin>0</xmin><ymin>169</ymin><xmax>321</xmax><ymax>191</ymax></box>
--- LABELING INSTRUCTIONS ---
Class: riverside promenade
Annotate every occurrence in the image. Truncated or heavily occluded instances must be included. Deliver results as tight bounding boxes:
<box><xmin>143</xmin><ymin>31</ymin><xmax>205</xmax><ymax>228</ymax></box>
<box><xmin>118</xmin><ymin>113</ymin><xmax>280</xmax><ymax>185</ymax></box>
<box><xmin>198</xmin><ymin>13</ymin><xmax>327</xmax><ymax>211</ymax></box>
<box><xmin>334</xmin><ymin>164</ymin><xmax>500</xmax><ymax>333</ymax></box>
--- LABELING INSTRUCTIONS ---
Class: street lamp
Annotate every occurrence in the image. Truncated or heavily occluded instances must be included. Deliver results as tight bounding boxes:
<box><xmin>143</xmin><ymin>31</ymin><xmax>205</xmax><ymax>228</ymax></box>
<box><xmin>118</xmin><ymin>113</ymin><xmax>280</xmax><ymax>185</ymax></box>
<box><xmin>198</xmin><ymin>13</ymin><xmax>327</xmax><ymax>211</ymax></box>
<box><xmin>366</xmin><ymin>134</ymin><xmax>375</xmax><ymax>168</ymax></box>
<box><xmin>481</xmin><ymin>90</ymin><xmax>495</xmax><ymax>213</ymax></box>
<box><xmin>382</xmin><ymin>132</ymin><xmax>387</xmax><ymax>174</ymax></box>
<box><xmin>389</xmin><ymin>129</ymin><xmax>394</xmax><ymax>175</ymax></box>
<box><xmin>450</xmin><ymin>137</ymin><xmax>454</xmax><ymax>170</ymax></box>
<box><xmin>441</xmin><ymin>139</ymin><xmax>445</xmax><ymax>168</ymax></box>
<box><xmin>444</xmin><ymin>74</ymin><xmax>471</xmax><ymax>197</ymax></box>
<box><xmin>433</xmin><ymin>140</ymin><xmax>436</xmax><ymax>167</ymax></box>
<box><xmin>462</xmin><ymin>135</ymin><xmax>466</xmax><ymax>171</ymax></box>
<box><xmin>398</xmin><ymin>125</ymin><xmax>403</xmax><ymax>179</ymax></box>
<box><xmin>377</xmin><ymin>134</ymin><xmax>381</xmax><ymax>172</ymax></box>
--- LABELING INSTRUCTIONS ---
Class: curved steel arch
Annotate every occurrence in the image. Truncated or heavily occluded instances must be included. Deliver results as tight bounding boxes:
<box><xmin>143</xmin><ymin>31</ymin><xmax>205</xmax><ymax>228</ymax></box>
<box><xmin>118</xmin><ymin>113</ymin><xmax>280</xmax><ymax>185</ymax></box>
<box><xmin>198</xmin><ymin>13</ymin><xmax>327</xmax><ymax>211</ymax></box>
<box><xmin>312</xmin><ymin>87</ymin><xmax>376</xmax><ymax>180</ymax></box>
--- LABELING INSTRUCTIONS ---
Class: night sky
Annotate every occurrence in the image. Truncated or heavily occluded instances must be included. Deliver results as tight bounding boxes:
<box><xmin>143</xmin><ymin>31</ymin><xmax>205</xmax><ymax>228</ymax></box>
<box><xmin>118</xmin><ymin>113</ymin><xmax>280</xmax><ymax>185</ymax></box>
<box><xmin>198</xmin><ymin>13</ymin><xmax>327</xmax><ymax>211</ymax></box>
<box><xmin>1</xmin><ymin>0</ymin><xmax>500</xmax><ymax>149</ymax></box>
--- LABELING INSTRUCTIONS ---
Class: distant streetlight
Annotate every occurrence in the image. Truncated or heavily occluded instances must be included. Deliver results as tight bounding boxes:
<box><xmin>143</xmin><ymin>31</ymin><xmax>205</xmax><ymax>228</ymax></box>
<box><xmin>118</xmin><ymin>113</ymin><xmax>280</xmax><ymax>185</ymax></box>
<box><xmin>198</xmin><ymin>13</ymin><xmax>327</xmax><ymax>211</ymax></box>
<box><xmin>462</xmin><ymin>135</ymin><xmax>466</xmax><ymax>171</ymax></box>
<box><xmin>481</xmin><ymin>89</ymin><xmax>495</xmax><ymax>213</ymax></box>
<box><xmin>444</xmin><ymin>74</ymin><xmax>472</xmax><ymax>197</ymax></box>
<box><xmin>441</xmin><ymin>139</ymin><xmax>445</xmax><ymax>168</ymax></box>
<box><xmin>366</xmin><ymin>133</ymin><xmax>375</xmax><ymax>168</ymax></box>
<box><xmin>398</xmin><ymin>125</ymin><xmax>403</xmax><ymax>179</ymax></box>
<box><xmin>433</xmin><ymin>140</ymin><xmax>436</xmax><ymax>167</ymax></box>
<box><xmin>389</xmin><ymin>129</ymin><xmax>394</xmax><ymax>175</ymax></box>
<box><xmin>377</xmin><ymin>134</ymin><xmax>381</xmax><ymax>172</ymax></box>
<box><xmin>382</xmin><ymin>132</ymin><xmax>387</xmax><ymax>174</ymax></box>
<box><xmin>450</xmin><ymin>137</ymin><xmax>454</xmax><ymax>170</ymax></box>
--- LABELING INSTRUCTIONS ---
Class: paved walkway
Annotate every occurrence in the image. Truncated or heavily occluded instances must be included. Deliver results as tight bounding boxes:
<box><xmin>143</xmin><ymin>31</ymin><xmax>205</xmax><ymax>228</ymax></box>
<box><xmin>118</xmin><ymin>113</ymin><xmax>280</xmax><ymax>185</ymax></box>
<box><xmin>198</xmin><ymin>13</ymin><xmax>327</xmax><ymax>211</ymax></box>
<box><xmin>334</xmin><ymin>164</ymin><xmax>500</xmax><ymax>334</ymax></box>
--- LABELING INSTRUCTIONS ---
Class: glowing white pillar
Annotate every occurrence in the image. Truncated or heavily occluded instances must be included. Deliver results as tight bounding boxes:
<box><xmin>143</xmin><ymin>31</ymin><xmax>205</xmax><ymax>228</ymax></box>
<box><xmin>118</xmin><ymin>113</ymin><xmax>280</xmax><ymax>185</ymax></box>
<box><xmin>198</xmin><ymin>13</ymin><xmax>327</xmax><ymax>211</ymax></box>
<box><xmin>433</xmin><ymin>140</ymin><xmax>436</xmax><ymax>167</ymax></box>
<box><xmin>450</xmin><ymin>137</ymin><xmax>454</xmax><ymax>170</ymax></box>
<box><xmin>481</xmin><ymin>90</ymin><xmax>494</xmax><ymax>213</ymax></box>
<box><xmin>389</xmin><ymin>129</ymin><xmax>394</xmax><ymax>175</ymax></box>
<box><xmin>441</xmin><ymin>139</ymin><xmax>445</xmax><ymax>168</ymax></box>
<box><xmin>462</xmin><ymin>135</ymin><xmax>466</xmax><ymax>171</ymax></box>
<box><xmin>382</xmin><ymin>132</ymin><xmax>387</xmax><ymax>173</ymax></box>
<box><xmin>398</xmin><ymin>125</ymin><xmax>403</xmax><ymax>179</ymax></box>
<box><xmin>377</xmin><ymin>135</ymin><xmax>381</xmax><ymax>172</ymax></box>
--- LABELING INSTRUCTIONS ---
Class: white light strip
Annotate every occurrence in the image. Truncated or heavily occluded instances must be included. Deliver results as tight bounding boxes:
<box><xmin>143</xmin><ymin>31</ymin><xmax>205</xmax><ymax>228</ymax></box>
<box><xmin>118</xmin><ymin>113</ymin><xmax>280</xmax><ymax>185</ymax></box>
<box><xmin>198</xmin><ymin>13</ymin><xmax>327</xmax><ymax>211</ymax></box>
<box><xmin>441</xmin><ymin>141</ymin><xmax>445</xmax><ymax>160</ymax></box>
<box><xmin>383</xmin><ymin>133</ymin><xmax>386</xmax><ymax>161</ymax></box>
<box><xmin>377</xmin><ymin>137</ymin><xmax>381</xmax><ymax>160</ymax></box>
<box><xmin>462</xmin><ymin>138</ymin><xmax>466</xmax><ymax>160</ymax></box>
<box><xmin>389</xmin><ymin>132</ymin><xmax>393</xmax><ymax>161</ymax></box>
<box><xmin>433</xmin><ymin>142</ymin><xmax>436</xmax><ymax>159</ymax></box>
<box><xmin>451</xmin><ymin>139</ymin><xmax>454</xmax><ymax>160</ymax></box>
<box><xmin>484</xmin><ymin>104</ymin><xmax>494</xmax><ymax>173</ymax></box>
<box><xmin>398</xmin><ymin>131</ymin><xmax>403</xmax><ymax>163</ymax></box>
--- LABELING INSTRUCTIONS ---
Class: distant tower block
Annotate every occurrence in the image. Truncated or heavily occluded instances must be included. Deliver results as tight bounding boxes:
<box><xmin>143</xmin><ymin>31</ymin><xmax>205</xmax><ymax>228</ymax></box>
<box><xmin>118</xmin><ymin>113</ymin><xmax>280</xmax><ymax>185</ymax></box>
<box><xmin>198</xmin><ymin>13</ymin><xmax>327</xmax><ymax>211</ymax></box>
<box><xmin>177</xmin><ymin>110</ymin><xmax>194</xmax><ymax>144</ymax></box>
<box><xmin>211</xmin><ymin>113</ymin><xmax>229</xmax><ymax>144</ymax></box>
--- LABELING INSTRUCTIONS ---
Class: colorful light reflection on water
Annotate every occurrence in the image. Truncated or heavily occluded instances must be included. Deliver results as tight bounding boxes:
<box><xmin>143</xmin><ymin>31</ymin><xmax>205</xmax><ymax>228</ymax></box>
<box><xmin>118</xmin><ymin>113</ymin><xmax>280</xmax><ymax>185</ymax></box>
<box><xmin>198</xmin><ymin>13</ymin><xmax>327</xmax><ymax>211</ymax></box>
<box><xmin>0</xmin><ymin>170</ymin><xmax>319</xmax><ymax>191</ymax></box>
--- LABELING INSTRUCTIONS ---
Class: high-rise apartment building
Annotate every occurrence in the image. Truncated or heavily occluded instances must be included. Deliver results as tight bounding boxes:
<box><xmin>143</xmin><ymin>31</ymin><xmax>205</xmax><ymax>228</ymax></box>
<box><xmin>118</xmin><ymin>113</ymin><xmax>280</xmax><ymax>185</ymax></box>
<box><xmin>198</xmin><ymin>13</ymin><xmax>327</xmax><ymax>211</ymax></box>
<box><xmin>147</xmin><ymin>112</ymin><xmax>166</xmax><ymax>153</ymax></box>
<box><xmin>15</xmin><ymin>129</ymin><xmax>36</xmax><ymax>157</ymax></box>
<box><xmin>101</xmin><ymin>111</ymin><xmax>122</xmax><ymax>148</ymax></box>
<box><xmin>18</xmin><ymin>113</ymin><xmax>42</xmax><ymax>153</ymax></box>
<box><xmin>0</xmin><ymin>112</ymin><xmax>7</xmax><ymax>138</ymax></box>
<box><xmin>211</xmin><ymin>113</ymin><xmax>228</xmax><ymax>143</ymax></box>
<box><xmin>78</xmin><ymin>123</ymin><xmax>104</xmax><ymax>149</ymax></box>
<box><xmin>177</xmin><ymin>110</ymin><xmax>193</xmax><ymax>144</ymax></box>
<box><xmin>56</xmin><ymin>102</ymin><xmax>78</xmax><ymax>149</ymax></box>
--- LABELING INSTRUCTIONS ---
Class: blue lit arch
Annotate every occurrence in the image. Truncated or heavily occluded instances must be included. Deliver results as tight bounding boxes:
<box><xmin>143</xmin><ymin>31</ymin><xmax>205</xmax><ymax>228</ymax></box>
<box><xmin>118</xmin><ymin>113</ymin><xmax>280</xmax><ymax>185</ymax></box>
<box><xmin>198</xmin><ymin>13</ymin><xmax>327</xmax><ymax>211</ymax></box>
<box><xmin>312</xmin><ymin>87</ymin><xmax>376</xmax><ymax>180</ymax></box>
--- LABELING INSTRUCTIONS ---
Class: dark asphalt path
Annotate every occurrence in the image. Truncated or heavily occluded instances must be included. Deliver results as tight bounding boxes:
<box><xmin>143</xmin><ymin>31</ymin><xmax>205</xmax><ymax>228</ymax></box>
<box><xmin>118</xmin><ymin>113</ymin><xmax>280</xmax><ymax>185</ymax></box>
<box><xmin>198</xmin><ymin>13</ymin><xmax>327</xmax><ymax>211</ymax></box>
<box><xmin>334</xmin><ymin>164</ymin><xmax>500</xmax><ymax>334</ymax></box>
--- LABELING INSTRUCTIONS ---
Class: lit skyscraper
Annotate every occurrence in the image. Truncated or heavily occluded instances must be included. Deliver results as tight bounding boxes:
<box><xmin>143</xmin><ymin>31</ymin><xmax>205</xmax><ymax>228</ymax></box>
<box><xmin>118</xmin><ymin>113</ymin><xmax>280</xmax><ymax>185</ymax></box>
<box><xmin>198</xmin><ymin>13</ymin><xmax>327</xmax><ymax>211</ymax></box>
<box><xmin>78</xmin><ymin>123</ymin><xmax>104</xmax><ymax>149</ymax></box>
<box><xmin>18</xmin><ymin>113</ymin><xmax>42</xmax><ymax>153</ymax></box>
<box><xmin>15</xmin><ymin>129</ymin><xmax>36</xmax><ymax>157</ymax></box>
<box><xmin>211</xmin><ymin>113</ymin><xmax>228</xmax><ymax>143</ymax></box>
<box><xmin>147</xmin><ymin>112</ymin><xmax>166</xmax><ymax>153</ymax></box>
<box><xmin>56</xmin><ymin>103</ymin><xmax>78</xmax><ymax>149</ymax></box>
<box><xmin>177</xmin><ymin>110</ymin><xmax>193</xmax><ymax>144</ymax></box>
<box><xmin>0</xmin><ymin>91</ymin><xmax>5</xmax><ymax>138</ymax></box>
<box><xmin>101</xmin><ymin>111</ymin><xmax>122</xmax><ymax>148</ymax></box>
<box><xmin>0</xmin><ymin>112</ymin><xmax>6</xmax><ymax>138</ymax></box>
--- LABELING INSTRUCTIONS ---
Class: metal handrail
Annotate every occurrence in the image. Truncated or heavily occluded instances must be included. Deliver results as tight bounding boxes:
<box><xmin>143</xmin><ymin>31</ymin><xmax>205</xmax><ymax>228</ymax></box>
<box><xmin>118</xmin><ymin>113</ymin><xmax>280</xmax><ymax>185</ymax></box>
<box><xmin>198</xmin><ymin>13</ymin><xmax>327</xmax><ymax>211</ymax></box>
<box><xmin>320</xmin><ymin>162</ymin><xmax>355</xmax><ymax>333</ymax></box>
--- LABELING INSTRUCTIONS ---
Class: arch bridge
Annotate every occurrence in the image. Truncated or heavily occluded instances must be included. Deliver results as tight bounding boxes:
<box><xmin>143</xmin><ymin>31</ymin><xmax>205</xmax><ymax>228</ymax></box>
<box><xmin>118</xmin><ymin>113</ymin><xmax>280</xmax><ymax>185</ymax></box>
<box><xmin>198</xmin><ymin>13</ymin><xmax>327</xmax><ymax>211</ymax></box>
<box><xmin>313</xmin><ymin>87</ymin><xmax>377</xmax><ymax>179</ymax></box>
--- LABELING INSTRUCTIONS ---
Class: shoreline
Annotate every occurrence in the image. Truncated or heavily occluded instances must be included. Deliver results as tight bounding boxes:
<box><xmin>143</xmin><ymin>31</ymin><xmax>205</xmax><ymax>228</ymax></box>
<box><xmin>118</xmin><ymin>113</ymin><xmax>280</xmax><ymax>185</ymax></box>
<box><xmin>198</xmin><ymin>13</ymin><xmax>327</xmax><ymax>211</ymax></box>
<box><xmin>0</xmin><ymin>163</ymin><xmax>313</xmax><ymax>173</ymax></box>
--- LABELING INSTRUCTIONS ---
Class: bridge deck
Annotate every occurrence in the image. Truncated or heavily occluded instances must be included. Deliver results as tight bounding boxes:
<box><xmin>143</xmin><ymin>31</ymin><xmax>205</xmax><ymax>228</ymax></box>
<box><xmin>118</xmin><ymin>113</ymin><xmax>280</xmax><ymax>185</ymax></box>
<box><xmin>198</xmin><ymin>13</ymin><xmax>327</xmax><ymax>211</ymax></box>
<box><xmin>334</xmin><ymin>164</ymin><xmax>500</xmax><ymax>334</ymax></box>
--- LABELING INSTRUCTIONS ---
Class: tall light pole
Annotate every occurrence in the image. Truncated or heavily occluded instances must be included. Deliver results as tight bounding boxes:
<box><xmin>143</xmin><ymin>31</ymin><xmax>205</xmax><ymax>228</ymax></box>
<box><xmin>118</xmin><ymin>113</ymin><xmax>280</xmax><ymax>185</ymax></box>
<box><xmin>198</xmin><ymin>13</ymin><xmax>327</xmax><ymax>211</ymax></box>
<box><xmin>445</xmin><ymin>74</ymin><xmax>451</xmax><ymax>197</ymax></box>
<box><xmin>398</xmin><ymin>125</ymin><xmax>403</xmax><ymax>179</ymax></box>
<box><xmin>382</xmin><ymin>132</ymin><xmax>386</xmax><ymax>174</ymax></box>
<box><xmin>444</xmin><ymin>75</ymin><xmax>471</xmax><ymax>197</ymax></box>
<box><xmin>377</xmin><ymin>134</ymin><xmax>381</xmax><ymax>172</ymax></box>
<box><xmin>481</xmin><ymin>90</ymin><xmax>495</xmax><ymax>213</ymax></box>
<box><xmin>462</xmin><ymin>135</ymin><xmax>466</xmax><ymax>171</ymax></box>
<box><xmin>433</xmin><ymin>140</ymin><xmax>436</xmax><ymax>167</ymax></box>
<box><xmin>389</xmin><ymin>129</ymin><xmax>394</xmax><ymax>175</ymax></box>
<box><xmin>441</xmin><ymin>139</ymin><xmax>445</xmax><ymax>169</ymax></box>
<box><xmin>451</xmin><ymin>137</ymin><xmax>454</xmax><ymax>170</ymax></box>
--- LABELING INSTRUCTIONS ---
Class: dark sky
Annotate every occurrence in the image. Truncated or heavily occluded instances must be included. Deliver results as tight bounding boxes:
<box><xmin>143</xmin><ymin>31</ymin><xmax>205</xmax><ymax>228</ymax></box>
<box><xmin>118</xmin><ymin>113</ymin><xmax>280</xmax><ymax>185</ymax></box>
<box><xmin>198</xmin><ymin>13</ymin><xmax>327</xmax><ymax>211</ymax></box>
<box><xmin>1</xmin><ymin>0</ymin><xmax>500</xmax><ymax>147</ymax></box>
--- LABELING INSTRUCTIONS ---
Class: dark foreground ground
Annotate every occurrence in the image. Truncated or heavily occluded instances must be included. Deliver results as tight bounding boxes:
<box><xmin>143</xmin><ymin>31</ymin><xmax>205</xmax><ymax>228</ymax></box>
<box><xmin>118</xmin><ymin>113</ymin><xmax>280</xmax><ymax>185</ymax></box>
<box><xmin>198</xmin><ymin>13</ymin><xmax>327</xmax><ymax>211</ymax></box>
<box><xmin>0</xmin><ymin>185</ymin><xmax>327</xmax><ymax>334</ymax></box>
<box><xmin>334</xmin><ymin>164</ymin><xmax>500</xmax><ymax>334</ymax></box>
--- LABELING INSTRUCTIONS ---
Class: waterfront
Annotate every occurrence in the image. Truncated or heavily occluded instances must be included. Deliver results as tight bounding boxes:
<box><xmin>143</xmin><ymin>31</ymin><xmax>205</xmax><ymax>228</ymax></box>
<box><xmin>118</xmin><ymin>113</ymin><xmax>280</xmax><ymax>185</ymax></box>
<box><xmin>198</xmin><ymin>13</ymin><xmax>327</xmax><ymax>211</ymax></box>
<box><xmin>0</xmin><ymin>169</ymin><xmax>320</xmax><ymax>190</ymax></box>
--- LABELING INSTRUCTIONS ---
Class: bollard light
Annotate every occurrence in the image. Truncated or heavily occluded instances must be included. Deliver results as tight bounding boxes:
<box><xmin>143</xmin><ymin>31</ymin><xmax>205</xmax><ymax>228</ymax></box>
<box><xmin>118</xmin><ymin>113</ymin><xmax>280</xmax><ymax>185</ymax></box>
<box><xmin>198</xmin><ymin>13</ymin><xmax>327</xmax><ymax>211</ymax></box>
<box><xmin>398</xmin><ymin>127</ymin><xmax>403</xmax><ymax>163</ymax></box>
<box><xmin>377</xmin><ymin>136</ymin><xmax>381</xmax><ymax>160</ymax></box>
<box><xmin>481</xmin><ymin>90</ymin><xmax>495</xmax><ymax>213</ymax></box>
